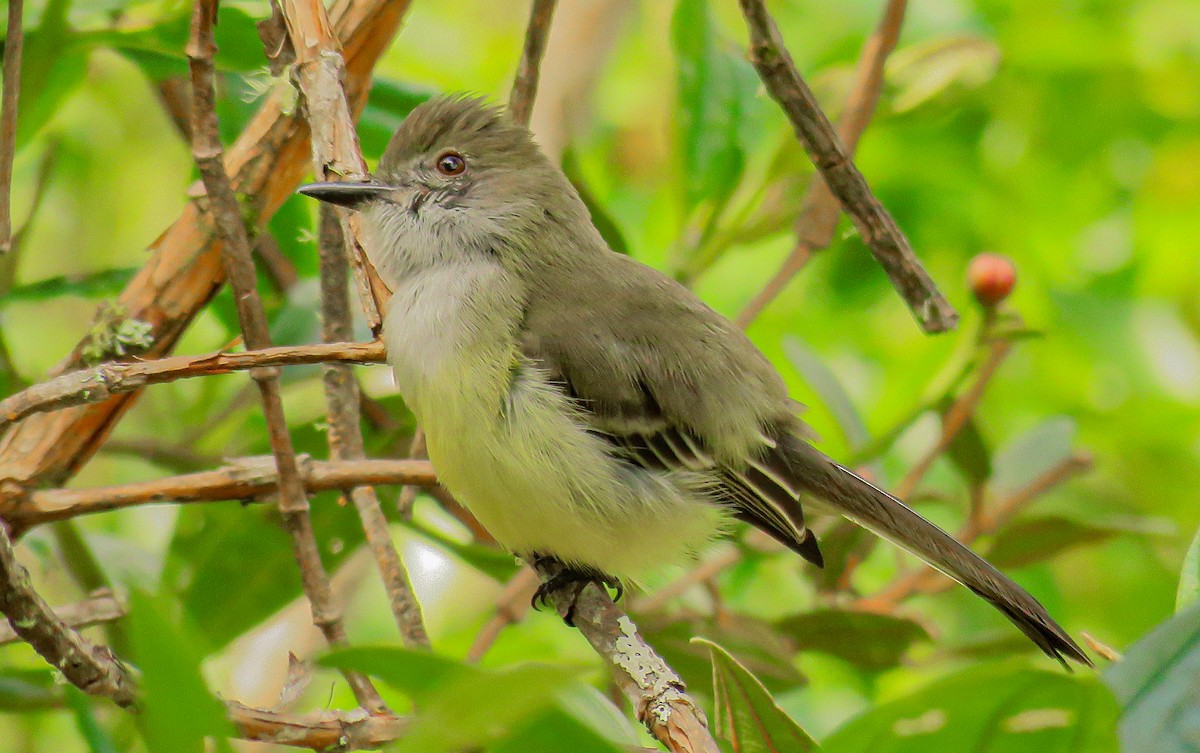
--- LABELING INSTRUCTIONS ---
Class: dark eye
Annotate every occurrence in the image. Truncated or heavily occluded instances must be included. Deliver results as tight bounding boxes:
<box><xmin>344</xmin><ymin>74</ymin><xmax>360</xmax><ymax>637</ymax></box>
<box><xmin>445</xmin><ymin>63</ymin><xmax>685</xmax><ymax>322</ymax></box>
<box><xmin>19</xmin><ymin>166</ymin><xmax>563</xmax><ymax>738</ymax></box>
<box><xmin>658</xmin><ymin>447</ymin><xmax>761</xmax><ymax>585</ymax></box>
<box><xmin>436</xmin><ymin>151</ymin><xmax>466</xmax><ymax>176</ymax></box>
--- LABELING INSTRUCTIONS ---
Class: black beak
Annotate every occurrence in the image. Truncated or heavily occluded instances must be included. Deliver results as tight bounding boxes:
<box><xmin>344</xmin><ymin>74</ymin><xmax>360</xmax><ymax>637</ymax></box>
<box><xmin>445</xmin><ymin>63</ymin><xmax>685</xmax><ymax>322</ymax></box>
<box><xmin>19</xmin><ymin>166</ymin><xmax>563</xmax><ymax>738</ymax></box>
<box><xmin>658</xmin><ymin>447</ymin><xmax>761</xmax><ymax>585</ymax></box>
<box><xmin>296</xmin><ymin>181</ymin><xmax>393</xmax><ymax>210</ymax></box>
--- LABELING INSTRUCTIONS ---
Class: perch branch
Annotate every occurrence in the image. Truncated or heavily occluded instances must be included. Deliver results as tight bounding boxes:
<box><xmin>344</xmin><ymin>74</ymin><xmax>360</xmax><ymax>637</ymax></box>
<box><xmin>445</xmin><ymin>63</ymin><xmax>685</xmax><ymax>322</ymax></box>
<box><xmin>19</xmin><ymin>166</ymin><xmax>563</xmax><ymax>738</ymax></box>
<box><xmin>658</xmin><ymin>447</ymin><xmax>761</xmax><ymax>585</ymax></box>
<box><xmin>533</xmin><ymin>560</ymin><xmax>721</xmax><ymax>753</ymax></box>
<box><xmin>0</xmin><ymin>341</ymin><xmax>385</xmax><ymax>432</ymax></box>
<box><xmin>736</xmin><ymin>0</ymin><xmax>956</xmax><ymax>333</ymax></box>
<box><xmin>0</xmin><ymin>0</ymin><xmax>23</xmax><ymax>255</ymax></box>
<box><xmin>9</xmin><ymin>457</ymin><xmax>436</xmax><ymax>528</ymax></box>
<box><xmin>736</xmin><ymin>0</ymin><xmax>908</xmax><ymax>327</ymax></box>
<box><xmin>855</xmin><ymin>452</ymin><xmax>1093</xmax><ymax>611</ymax></box>
<box><xmin>317</xmin><ymin>209</ymin><xmax>430</xmax><ymax>649</ymax></box>
<box><xmin>188</xmin><ymin>0</ymin><xmax>382</xmax><ymax>711</ymax></box>
<box><xmin>227</xmin><ymin>701</ymin><xmax>409</xmax><ymax>750</ymax></box>
<box><xmin>0</xmin><ymin>588</ymin><xmax>124</xmax><ymax>646</ymax></box>
<box><xmin>0</xmin><ymin>524</ymin><xmax>136</xmax><ymax>707</ymax></box>
<box><xmin>508</xmin><ymin>0</ymin><xmax>559</xmax><ymax>127</ymax></box>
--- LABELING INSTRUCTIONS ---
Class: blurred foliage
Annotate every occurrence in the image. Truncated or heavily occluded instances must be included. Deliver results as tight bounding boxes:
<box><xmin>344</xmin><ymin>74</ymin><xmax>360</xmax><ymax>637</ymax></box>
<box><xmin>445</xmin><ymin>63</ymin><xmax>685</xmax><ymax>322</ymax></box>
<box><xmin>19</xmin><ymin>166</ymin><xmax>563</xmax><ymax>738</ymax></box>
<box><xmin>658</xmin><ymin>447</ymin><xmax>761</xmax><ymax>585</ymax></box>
<box><xmin>0</xmin><ymin>0</ymin><xmax>1198</xmax><ymax>751</ymax></box>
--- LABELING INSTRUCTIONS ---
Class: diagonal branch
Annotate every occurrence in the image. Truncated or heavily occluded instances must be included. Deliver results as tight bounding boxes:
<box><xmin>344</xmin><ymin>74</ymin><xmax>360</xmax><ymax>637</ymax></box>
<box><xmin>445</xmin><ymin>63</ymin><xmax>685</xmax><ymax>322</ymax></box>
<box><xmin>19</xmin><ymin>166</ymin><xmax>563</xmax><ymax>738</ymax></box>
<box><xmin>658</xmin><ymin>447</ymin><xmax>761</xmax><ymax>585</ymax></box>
<box><xmin>508</xmin><ymin>0</ymin><xmax>559</xmax><ymax>127</ymax></box>
<box><xmin>736</xmin><ymin>0</ymin><xmax>908</xmax><ymax>328</ymax></box>
<box><xmin>187</xmin><ymin>0</ymin><xmax>383</xmax><ymax>712</ymax></box>
<box><xmin>0</xmin><ymin>0</ymin><xmax>24</xmax><ymax>255</ymax></box>
<box><xmin>0</xmin><ymin>524</ymin><xmax>136</xmax><ymax>707</ymax></box>
<box><xmin>0</xmin><ymin>341</ymin><xmax>386</xmax><ymax>433</ymax></box>
<box><xmin>0</xmin><ymin>589</ymin><xmax>124</xmax><ymax>646</ymax></box>
<box><xmin>736</xmin><ymin>0</ymin><xmax>957</xmax><ymax>334</ymax></box>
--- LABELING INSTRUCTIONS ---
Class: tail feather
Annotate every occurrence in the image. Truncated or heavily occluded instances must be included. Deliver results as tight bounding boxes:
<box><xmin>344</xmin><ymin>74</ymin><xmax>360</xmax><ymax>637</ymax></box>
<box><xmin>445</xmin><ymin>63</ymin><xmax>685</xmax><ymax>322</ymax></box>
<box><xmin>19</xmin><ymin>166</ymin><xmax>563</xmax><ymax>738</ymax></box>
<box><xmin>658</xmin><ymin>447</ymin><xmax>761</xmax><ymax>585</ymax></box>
<box><xmin>778</xmin><ymin>435</ymin><xmax>1092</xmax><ymax>668</ymax></box>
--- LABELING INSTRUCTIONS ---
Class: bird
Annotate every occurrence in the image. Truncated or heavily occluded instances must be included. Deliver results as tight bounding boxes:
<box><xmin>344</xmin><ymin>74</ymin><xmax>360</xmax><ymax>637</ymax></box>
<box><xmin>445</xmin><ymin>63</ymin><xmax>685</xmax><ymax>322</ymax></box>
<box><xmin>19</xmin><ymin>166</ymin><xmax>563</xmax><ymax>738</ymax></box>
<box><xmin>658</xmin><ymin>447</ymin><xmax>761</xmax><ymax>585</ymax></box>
<box><xmin>298</xmin><ymin>94</ymin><xmax>1091</xmax><ymax>668</ymax></box>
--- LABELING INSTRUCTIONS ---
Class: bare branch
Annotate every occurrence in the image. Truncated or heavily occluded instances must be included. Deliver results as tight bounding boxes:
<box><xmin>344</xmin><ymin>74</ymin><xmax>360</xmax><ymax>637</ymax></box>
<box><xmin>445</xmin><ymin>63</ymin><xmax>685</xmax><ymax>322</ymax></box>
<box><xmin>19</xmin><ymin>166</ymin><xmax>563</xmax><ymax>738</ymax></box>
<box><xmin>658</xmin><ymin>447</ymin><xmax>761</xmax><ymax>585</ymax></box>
<box><xmin>0</xmin><ymin>341</ymin><xmax>385</xmax><ymax>433</ymax></box>
<box><xmin>736</xmin><ymin>0</ymin><xmax>957</xmax><ymax>333</ymax></box>
<box><xmin>10</xmin><ymin>457</ymin><xmax>436</xmax><ymax>528</ymax></box>
<box><xmin>0</xmin><ymin>0</ymin><xmax>24</xmax><ymax>255</ymax></box>
<box><xmin>187</xmin><ymin>0</ymin><xmax>383</xmax><ymax>711</ymax></box>
<box><xmin>0</xmin><ymin>589</ymin><xmax>124</xmax><ymax>646</ymax></box>
<box><xmin>736</xmin><ymin>0</ymin><xmax>908</xmax><ymax>327</ymax></box>
<box><xmin>317</xmin><ymin>208</ymin><xmax>430</xmax><ymax>650</ymax></box>
<box><xmin>0</xmin><ymin>524</ymin><xmax>136</xmax><ymax>707</ymax></box>
<box><xmin>533</xmin><ymin>560</ymin><xmax>721</xmax><ymax>753</ymax></box>
<box><xmin>508</xmin><ymin>0</ymin><xmax>559</xmax><ymax>127</ymax></box>
<box><xmin>227</xmin><ymin>701</ymin><xmax>408</xmax><ymax>750</ymax></box>
<box><xmin>395</xmin><ymin>429</ymin><xmax>427</xmax><ymax>519</ymax></box>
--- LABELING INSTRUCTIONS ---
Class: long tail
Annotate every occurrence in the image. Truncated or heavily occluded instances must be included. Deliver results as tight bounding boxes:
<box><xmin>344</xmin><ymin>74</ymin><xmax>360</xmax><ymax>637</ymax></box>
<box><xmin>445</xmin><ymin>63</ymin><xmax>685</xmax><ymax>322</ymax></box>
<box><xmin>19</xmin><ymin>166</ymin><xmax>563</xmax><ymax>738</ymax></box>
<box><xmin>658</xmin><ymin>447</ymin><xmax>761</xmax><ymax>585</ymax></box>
<box><xmin>776</xmin><ymin>435</ymin><xmax>1092</xmax><ymax>668</ymax></box>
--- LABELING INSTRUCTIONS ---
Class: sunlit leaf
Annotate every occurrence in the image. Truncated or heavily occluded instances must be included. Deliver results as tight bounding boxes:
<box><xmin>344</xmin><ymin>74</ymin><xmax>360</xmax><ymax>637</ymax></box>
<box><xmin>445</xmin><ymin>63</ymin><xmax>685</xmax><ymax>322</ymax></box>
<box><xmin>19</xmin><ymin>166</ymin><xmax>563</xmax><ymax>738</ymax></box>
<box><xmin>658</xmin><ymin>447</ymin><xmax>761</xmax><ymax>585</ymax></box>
<box><xmin>775</xmin><ymin>609</ymin><xmax>931</xmax><ymax>672</ymax></box>
<box><xmin>671</xmin><ymin>0</ymin><xmax>763</xmax><ymax>210</ymax></box>
<box><xmin>1176</xmin><ymin>525</ymin><xmax>1200</xmax><ymax>612</ymax></box>
<box><xmin>825</xmin><ymin>661</ymin><xmax>1118</xmax><ymax>753</ymax></box>
<box><xmin>783</xmin><ymin>337</ymin><xmax>871</xmax><ymax>451</ymax></box>
<box><xmin>697</xmin><ymin>637</ymin><xmax>820</xmax><ymax>752</ymax></box>
<box><xmin>127</xmin><ymin>590</ymin><xmax>234</xmax><ymax>753</ymax></box>
<box><xmin>1105</xmin><ymin>602</ymin><xmax>1200</xmax><ymax>753</ymax></box>
<box><xmin>886</xmin><ymin>36</ymin><xmax>1001</xmax><ymax>113</ymax></box>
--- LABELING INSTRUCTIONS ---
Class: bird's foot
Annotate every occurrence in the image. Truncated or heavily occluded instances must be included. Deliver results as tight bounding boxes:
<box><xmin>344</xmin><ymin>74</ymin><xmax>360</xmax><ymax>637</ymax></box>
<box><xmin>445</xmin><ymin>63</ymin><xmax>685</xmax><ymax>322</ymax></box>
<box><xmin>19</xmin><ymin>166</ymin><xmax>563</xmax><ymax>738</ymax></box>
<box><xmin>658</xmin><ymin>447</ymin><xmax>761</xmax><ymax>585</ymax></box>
<box><xmin>529</xmin><ymin>555</ymin><xmax>624</xmax><ymax>627</ymax></box>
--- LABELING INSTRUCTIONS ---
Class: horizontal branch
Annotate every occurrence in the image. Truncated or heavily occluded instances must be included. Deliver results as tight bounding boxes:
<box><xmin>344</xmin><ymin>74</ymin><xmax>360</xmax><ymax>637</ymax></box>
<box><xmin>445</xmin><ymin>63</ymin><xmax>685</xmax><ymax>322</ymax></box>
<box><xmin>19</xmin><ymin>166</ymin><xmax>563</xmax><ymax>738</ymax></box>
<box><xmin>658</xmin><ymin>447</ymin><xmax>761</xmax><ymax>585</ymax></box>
<box><xmin>0</xmin><ymin>341</ymin><xmax>386</xmax><ymax>433</ymax></box>
<box><xmin>227</xmin><ymin>701</ymin><xmax>408</xmax><ymax>750</ymax></box>
<box><xmin>0</xmin><ymin>589</ymin><xmax>125</xmax><ymax>646</ymax></box>
<box><xmin>7</xmin><ymin>458</ymin><xmax>436</xmax><ymax>529</ymax></box>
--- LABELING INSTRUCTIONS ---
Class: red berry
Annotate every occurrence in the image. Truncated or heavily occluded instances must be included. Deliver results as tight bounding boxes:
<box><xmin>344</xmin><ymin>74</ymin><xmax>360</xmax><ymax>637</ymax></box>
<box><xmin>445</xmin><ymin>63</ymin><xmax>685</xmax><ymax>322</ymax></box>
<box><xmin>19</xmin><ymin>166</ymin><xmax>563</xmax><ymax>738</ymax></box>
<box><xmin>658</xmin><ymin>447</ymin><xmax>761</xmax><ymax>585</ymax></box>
<box><xmin>967</xmin><ymin>253</ymin><xmax>1016</xmax><ymax>307</ymax></box>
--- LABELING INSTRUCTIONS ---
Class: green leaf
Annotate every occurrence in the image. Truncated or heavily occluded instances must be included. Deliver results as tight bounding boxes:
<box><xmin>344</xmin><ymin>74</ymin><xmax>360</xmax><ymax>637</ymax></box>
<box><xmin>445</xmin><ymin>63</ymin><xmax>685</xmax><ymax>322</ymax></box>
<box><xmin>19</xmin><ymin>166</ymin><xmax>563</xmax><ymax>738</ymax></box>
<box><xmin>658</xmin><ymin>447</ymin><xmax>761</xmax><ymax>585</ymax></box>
<box><xmin>562</xmin><ymin>148</ymin><xmax>630</xmax><ymax>255</ymax></box>
<box><xmin>1105</xmin><ymin>603</ymin><xmax>1200</xmax><ymax>753</ymax></box>
<box><xmin>697</xmin><ymin>638</ymin><xmax>820</xmax><ymax>752</ymax></box>
<box><xmin>323</xmin><ymin>647</ymin><xmax>584</xmax><ymax>753</ymax></box>
<box><xmin>1</xmin><ymin>268</ymin><xmax>139</xmax><ymax>304</ymax></box>
<box><xmin>0</xmin><ymin>668</ymin><xmax>63</xmax><ymax>711</ymax></box>
<box><xmin>65</xmin><ymin>687</ymin><xmax>119</xmax><ymax>753</ymax></box>
<box><xmin>988</xmin><ymin>514</ymin><xmax>1170</xmax><ymax>569</ymax></box>
<box><xmin>775</xmin><ymin>609</ymin><xmax>931</xmax><ymax>672</ymax></box>
<box><xmin>640</xmin><ymin>614</ymin><xmax>806</xmax><ymax>695</ymax></box>
<box><xmin>671</xmin><ymin>0</ymin><xmax>763</xmax><ymax>210</ymax></box>
<box><xmin>943</xmin><ymin>415</ymin><xmax>992</xmax><ymax>483</ymax></box>
<box><xmin>360</xmin><ymin>79</ymin><xmax>436</xmax><ymax>159</ymax></box>
<box><xmin>826</xmin><ymin>661</ymin><xmax>1118</xmax><ymax>753</ymax></box>
<box><xmin>1177</xmin><ymin>525</ymin><xmax>1200</xmax><ymax>612</ymax></box>
<box><xmin>992</xmin><ymin>417</ymin><xmax>1076</xmax><ymax>495</ymax></box>
<box><xmin>400</xmin><ymin>518</ymin><xmax>519</xmax><ymax>582</ymax></box>
<box><xmin>127</xmin><ymin>590</ymin><xmax>234</xmax><ymax>753</ymax></box>
<box><xmin>16</xmin><ymin>0</ymin><xmax>88</xmax><ymax>148</ymax></box>
<box><xmin>783</xmin><ymin>337</ymin><xmax>871</xmax><ymax>451</ymax></box>
<box><xmin>886</xmin><ymin>36</ymin><xmax>1001</xmax><ymax>113</ymax></box>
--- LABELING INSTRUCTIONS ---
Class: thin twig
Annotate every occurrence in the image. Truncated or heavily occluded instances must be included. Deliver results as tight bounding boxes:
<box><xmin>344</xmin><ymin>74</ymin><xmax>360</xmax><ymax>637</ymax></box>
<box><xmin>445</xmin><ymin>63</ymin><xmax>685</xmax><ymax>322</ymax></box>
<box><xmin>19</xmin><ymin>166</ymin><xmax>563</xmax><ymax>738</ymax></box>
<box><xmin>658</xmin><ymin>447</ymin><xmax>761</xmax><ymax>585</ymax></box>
<box><xmin>0</xmin><ymin>589</ymin><xmax>125</xmax><ymax>646</ymax></box>
<box><xmin>0</xmin><ymin>0</ymin><xmax>24</xmax><ymax>255</ymax></box>
<box><xmin>533</xmin><ymin>560</ymin><xmax>721</xmax><ymax>753</ymax></box>
<box><xmin>187</xmin><ymin>0</ymin><xmax>383</xmax><ymax>711</ymax></box>
<box><xmin>227</xmin><ymin>701</ymin><xmax>409</xmax><ymax>750</ymax></box>
<box><xmin>395</xmin><ymin>429</ymin><xmax>426</xmax><ymax>519</ymax></box>
<box><xmin>465</xmin><ymin>566</ymin><xmax>540</xmax><ymax>663</ymax></box>
<box><xmin>0</xmin><ymin>341</ymin><xmax>385</xmax><ymax>433</ymax></box>
<box><xmin>508</xmin><ymin>0</ymin><xmax>559</xmax><ymax>127</ymax></box>
<box><xmin>855</xmin><ymin>452</ymin><xmax>1093</xmax><ymax>611</ymax></box>
<box><xmin>318</xmin><ymin>207</ymin><xmax>430</xmax><ymax>649</ymax></box>
<box><xmin>736</xmin><ymin>0</ymin><xmax>908</xmax><ymax>328</ymax></box>
<box><xmin>736</xmin><ymin>0</ymin><xmax>957</xmax><ymax>333</ymax></box>
<box><xmin>0</xmin><ymin>524</ymin><xmax>136</xmax><ymax>707</ymax></box>
<box><xmin>10</xmin><ymin>457</ymin><xmax>436</xmax><ymax>529</ymax></box>
<box><xmin>893</xmin><ymin>337</ymin><xmax>1013</xmax><ymax>501</ymax></box>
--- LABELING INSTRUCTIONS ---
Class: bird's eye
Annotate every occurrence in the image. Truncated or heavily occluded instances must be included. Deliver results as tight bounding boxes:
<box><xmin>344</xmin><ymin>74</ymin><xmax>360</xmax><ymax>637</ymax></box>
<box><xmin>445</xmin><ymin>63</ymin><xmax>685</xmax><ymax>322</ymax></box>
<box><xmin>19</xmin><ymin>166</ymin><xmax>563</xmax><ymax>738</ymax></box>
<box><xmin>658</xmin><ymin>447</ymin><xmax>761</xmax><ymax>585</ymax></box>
<box><xmin>436</xmin><ymin>151</ymin><xmax>466</xmax><ymax>176</ymax></box>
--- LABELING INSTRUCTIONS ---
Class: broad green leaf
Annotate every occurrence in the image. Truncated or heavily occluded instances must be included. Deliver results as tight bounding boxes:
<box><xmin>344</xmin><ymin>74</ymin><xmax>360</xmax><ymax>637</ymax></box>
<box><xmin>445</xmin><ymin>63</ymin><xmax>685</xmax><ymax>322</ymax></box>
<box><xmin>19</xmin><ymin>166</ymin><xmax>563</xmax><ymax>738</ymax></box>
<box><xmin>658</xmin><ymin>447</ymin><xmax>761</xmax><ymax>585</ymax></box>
<box><xmin>127</xmin><ymin>590</ymin><xmax>234</xmax><ymax>753</ymax></box>
<box><xmin>324</xmin><ymin>647</ymin><xmax>583</xmax><ymax>753</ymax></box>
<box><xmin>825</xmin><ymin>661</ymin><xmax>1118</xmax><ymax>753</ymax></box>
<box><xmin>496</xmin><ymin>685</ymin><xmax>637</xmax><ymax>753</ymax></box>
<box><xmin>1105</xmin><ymin>602</ymin><xmax>1200</xmax><ymax>753</ymax></box>
<box><xmin>775</xmin><ymin>609</ymin><xmax>931</xmax><ymax>672</ymax></box>
<box><xmin>991</xmin><ymin>417</ymin><xmax>1077</xmax><ymax>496</ymax></box>
<box><xmin>1177</xmin><ymin>525</ymin><xmax>1200</xmax><ymax>612</ymax></box>
<box><xmin>783</xmin><ymin>337</ymin><xmax>871</xmax><ymax>451</ymax></box>
<box><xmin>65</xmin><ymin>687</ymin><xmax>119</xmax><ymax>753</ymax></box>
<box><xmin>98</xmin><ymin>6</ymin><xmax>269</xmax><ymax>75</ymax></box>
<box><xmin>988</xmin><ymin>514</ymin><xmax>1171</xmax><ymax>569</ymax></box>
<box><xmin>359</xmin><ymin>79</ymin><xmax>436</xmax><ymax>159</ymax></box>
<box><xmin>1</xmin><ymin>268</ymin><xmax>138</xmax><ymax>304</ymax></box>
<box><xmin>671</xmin><ymin>0</ymin><xmax>763</xmax><ymax>210</ymax></box>
<box><xmin>697</xmin><ymin>637</ymin><xmax>820</xmax><ymax>752</ymax></box>
<box><xmin>16</xmin><ymin>0</ymin><xmax>88</xmax><ymax>148</ymax></box>
<box><xmin>640</xmin><ymin>614</ymin><xmax>806</xmax><ymax>695</ymax></box>
<box><xmin>886</xmin><ymin>36</ymin><xmax>1001</xmax><ymax>113</ymax></box>
<box><xmin>943</xmin><ymin>415</ymin><xmax>992</xmax><ymax>483</ymax></box>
